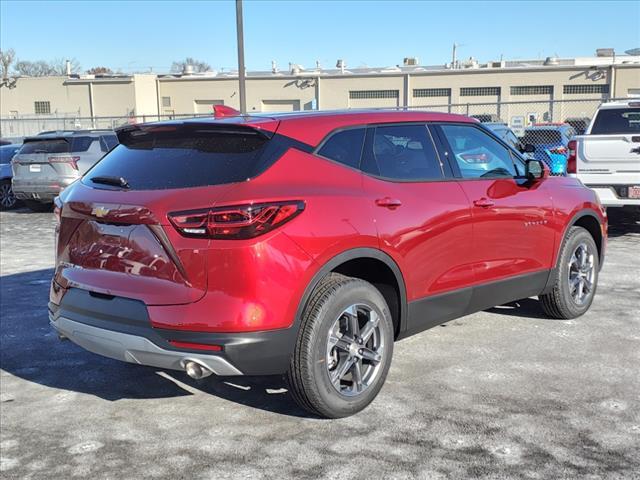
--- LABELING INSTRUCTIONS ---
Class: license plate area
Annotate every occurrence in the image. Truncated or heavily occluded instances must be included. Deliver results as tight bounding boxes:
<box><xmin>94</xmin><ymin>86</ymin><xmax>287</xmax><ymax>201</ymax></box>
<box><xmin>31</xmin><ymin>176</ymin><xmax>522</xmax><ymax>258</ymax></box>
<box><xmin>29</xmin><ymin>164</ymin><xmax>42</xmax><ymax>173</ymax></box>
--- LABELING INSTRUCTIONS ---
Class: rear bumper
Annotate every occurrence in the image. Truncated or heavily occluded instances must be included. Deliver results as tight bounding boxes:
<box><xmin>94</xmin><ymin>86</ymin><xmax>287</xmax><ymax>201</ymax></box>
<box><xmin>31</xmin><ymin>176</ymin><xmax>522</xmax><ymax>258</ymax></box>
<box><xmin>48</xmin><ymin>287</ymin><xmax>298</xmax><ymax>376</ymax></box>
<box><xmin>586</xmin><ymin>185</ymin><xmax>640</xmax><ymax>208</ymax></box>
<box><xmin>12</xmin><ymin>177</ymin><xmax>77</xmax><ymax>202</ymax></box>
<box><xmin>51</xmin><ymin>316</ymin><xmax>243</xmax><ymax>376</ymax></box>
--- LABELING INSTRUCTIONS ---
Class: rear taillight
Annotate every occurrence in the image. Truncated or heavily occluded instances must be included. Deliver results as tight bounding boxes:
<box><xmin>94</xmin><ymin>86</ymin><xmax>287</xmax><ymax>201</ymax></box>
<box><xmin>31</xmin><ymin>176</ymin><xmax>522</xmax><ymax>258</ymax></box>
<box><xmin>168</xmin><ymin>201</ymin><xmax>305</xmax><ymax>239</ymax></box>
<box><xmin>566</xmin><ymin>140</ymin><xmax>577</xmax><ymax>174</ymax></box>
<box><xmin>549</xmin><ymin>146</ymin><xmax>567</xmax><ymax>155</ymax></box>
<box><xmin>48</xmin><ymin>156</ymin><xmax>80</xmax><ymax>170</ymax></box>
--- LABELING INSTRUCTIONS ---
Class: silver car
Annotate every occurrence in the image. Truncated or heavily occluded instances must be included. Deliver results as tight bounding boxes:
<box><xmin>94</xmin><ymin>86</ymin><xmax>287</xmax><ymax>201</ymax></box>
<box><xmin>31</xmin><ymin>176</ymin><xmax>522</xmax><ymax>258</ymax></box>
<box><xmin>11</xmin><ymin>130</ymin><xmax>118</xmax><ymax>211</ymax></box>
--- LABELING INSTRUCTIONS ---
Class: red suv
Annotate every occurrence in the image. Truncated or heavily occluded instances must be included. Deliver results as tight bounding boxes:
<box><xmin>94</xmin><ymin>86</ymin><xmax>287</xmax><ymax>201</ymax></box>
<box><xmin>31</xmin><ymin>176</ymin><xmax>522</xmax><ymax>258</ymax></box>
<box><xmin>50</xmin><ymin>110</ymin><xmax>606</xmax><ymax>418</ymax></box>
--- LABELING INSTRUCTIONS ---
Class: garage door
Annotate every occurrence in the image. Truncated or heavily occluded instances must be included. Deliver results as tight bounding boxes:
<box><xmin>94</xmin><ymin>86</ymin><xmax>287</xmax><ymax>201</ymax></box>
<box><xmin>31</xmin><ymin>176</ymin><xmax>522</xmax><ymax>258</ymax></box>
<box><xmin>194</xmin><ymin>100</ymin><xmax>224</xmax><ymax>114</ymax></box>
<box><xmin>261</xmin><ymin>100</ymin><xmax>301</xmax><ymax>112</ymax></box>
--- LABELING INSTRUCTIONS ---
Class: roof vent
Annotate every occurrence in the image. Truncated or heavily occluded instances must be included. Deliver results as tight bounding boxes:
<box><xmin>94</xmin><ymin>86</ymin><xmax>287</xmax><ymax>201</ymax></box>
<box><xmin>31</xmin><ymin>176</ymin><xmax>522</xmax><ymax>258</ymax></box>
<box><xmin>544</xmin><ymin>56</ymin><xmax>559</xmax><ymax>66</ymax></box>
<box><xmin>596</xmin><ymin>48</ymin><xmax>615</xmax><ymax>57</ymax></box>
<box><xmin>336</xmin><ymin>59</ymin><xmax>346</xmax><ymax>74</ymax></box>
<box><xmin>403</xmin><ymin>57</ymin><xmax>419</xmax><ymax>66</ymax></box>
<box><xmin>182</xmin><ymin>64</ymin><xmax>194</xmax><ymax>76</ymax></box>
<box><xmin>271</xmin><ymin>60</ymin><xmax>278</xmax><ymax>74</ymax></box>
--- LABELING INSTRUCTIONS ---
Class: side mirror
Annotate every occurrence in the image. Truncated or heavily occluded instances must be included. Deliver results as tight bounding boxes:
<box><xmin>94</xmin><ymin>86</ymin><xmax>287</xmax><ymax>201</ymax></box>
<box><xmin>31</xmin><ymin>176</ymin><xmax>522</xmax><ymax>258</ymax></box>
<box><xmin>519</xmin><ymin>143</ymin><xmax>536</xmax><ymax>153</ymax></box>
<box><xmin>525</xmin><ymin>159</ymin><xmax>545</xmax><ymax>181</ymax></box>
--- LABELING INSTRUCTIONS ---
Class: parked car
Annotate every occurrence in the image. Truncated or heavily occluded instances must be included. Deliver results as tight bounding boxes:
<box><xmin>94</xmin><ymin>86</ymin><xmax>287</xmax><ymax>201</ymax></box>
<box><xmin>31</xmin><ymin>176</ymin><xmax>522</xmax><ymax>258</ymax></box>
<box><xmin>564</xmin><ymin>117</ymin><xmax>591</xmax><ymax>135</ymax></box>
<box><xmin>11</xmin><ymin>130</ymin><xmax>118</xmax><ymax>211</ymax></box>
<box><xmin>521</xmin><ymin>123</ymin><xmax>576</xmax><ymax>172</ymax></box>
<box><xmin>0</xmin><ymin>144</ymin><xmax>21</xmax><ymax>210</ymax></box>
<box><xmin>471</xmin><ymin>113</ymin><xmax>502</xmax><ymax>123</ymax></box>
<box><xmin>568</xmin><ymin>100</ymin><xmax>640</xmax><ymax>210</ymax></box>
<box><xmin>483</xmin><ymin>122</ymin><xmax>522</xmax><ymax>150</ymax></box>
<box><xmin>50</xmin><ymin>109</ymin><xmax>606</xmax><ymax>418</ymax></box>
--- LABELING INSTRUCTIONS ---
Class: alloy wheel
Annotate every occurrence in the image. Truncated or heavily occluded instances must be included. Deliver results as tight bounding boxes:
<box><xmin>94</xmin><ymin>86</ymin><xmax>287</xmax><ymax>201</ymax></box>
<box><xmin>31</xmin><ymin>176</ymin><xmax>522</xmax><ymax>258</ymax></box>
<box><xmin>326</xmin><ymin>304</ymin><xmax>385</xmax><ymax>397</ymax></box>
<box><xmin>568</xmin><ymin>242</ymin><xmax>595</xmax><ymax>305</ymax></box>
<box><xmin>0</xmin><ymin>183</ymin><xmax>16</xmax><ymax>209</ymax></box>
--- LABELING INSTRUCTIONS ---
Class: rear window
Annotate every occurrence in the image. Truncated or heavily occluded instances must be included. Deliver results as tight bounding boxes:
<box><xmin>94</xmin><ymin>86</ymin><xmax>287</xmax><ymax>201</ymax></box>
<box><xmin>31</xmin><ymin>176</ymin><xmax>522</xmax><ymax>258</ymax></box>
<box><xmin>19</xmin><ymin>138</ymin><xmax>70</xmax><ymax>154</ymax></box>
<box><xmin>522</xmin><ymin>130</ymin><xmax>562</xmax><ymax>145</ymax></box>
<box><xmin>70</xmin><ymin>136</ymin><xmax>95</xmax><ymax>152</ymax></box>
<box><xmin>83</xmin><ymin>125</ymin><xmax>270</xmax><ymax>190</ymax></box>
<box><xmin>591</xmin><ymin>108</ymin><xmax>640</xmax><ymax>134</ymax></box>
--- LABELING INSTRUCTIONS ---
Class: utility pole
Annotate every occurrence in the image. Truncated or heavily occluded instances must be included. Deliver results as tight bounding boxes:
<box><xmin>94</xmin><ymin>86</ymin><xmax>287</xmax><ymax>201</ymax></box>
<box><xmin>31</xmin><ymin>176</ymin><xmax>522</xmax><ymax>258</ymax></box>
<box><xmin>236</xmin><ymin>0</ymin><xmax>247</xmax><ymax>114</ymax></box>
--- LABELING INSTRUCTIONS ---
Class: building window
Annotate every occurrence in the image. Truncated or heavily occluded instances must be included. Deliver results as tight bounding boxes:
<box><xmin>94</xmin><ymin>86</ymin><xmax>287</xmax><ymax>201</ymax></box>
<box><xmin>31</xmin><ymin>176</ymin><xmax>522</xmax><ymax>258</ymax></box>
<box><xmin>413</xmin><ymin>88</ymin><xmax>451</xmax><ymax>98</ymax></box>
<box><xmin>349</xmin><ymin>90</ymin><xmax>399</xmax><ymax>100</ymax></box>
<box><xmin>563</xmin><ymin>84</ymin><xmax>610</xmax><ymax>95</ymax></box>
<box><xmin>460</xmin><ymin>87</ymin><xmax>501</xmax><ymax>97</ymax></box>
<box><xmin>510</xmin><ymin>85</ymin><xmax>553</xmax><ymax>95</ymax></box>
<box><xmin>162</xmin><ymin>96</ymin><xmax>171</xmax><ymax>107</ymax></box>
<box><xmin>34</xmin><ymin>101</ymin><xmax>51</xmax><ymax>114</ymax></box>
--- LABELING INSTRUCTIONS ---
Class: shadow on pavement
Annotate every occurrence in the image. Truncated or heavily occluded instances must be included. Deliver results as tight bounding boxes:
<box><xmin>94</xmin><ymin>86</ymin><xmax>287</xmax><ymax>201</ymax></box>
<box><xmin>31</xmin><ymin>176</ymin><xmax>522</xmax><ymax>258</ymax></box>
<box><xmin>607</xmin><ymin>207</ymin><xmax>639</xmax><ymax>238</ymax></box>
<box><xmin>0</xmin><ymin>267</ymin><xmax>313</xmax><ymax>417</ymax></box>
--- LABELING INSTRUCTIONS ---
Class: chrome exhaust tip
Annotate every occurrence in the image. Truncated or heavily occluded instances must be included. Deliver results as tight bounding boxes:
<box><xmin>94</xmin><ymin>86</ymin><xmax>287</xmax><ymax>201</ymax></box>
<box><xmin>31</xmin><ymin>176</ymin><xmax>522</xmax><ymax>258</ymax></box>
<box><xmin>184</xmin><ymin>360</ymin><xmax>213</xmax><ymax>379</ymax></box>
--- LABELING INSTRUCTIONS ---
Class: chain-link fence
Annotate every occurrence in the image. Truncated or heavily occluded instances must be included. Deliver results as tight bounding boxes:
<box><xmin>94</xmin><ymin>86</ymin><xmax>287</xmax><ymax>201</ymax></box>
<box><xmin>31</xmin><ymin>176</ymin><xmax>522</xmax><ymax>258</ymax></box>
<box><xmin>1</xmin><ymin>97</ymin><xmax>622</xmax><ymax>175</ymax></box>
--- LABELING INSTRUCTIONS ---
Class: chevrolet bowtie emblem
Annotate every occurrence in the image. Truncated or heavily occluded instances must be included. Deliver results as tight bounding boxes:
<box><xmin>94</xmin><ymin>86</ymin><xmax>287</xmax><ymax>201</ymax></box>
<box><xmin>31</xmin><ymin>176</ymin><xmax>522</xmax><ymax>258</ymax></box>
<box><xmin>92</xmin><ymin>206</ymin><xmax>110</xmax><ymax>218</ymax></box>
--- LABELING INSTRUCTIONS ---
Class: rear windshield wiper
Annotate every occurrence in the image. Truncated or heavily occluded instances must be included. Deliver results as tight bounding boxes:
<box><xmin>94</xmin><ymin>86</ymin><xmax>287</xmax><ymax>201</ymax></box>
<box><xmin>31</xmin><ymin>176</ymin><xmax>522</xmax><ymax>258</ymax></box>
<box><xmin>90</xmin><ymin>175</ymin><xmax>130</xmax><ymax>189</ymax></box>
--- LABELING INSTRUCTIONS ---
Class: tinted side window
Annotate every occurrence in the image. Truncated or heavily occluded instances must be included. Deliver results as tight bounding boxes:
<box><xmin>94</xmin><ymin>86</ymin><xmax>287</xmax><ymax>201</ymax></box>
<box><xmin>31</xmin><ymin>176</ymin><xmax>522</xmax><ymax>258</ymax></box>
<box><xmin>100</xmin><ymin>135</ymin><xmax>119</xmax><ymax>152</ymax></box>
<box><xmin>367</xmin><ymin>124</ymin><xmax>442</xmax><ymax>181</ymax></box>
<box><xmin>317</xmin><ymin>128</ymin><xmax>365</xmax><ymax>169</ymax></box>
<box><xmin>440</xmin><ymin>124</ymin><xmax>517</xmax><ymax>179</ymax></box>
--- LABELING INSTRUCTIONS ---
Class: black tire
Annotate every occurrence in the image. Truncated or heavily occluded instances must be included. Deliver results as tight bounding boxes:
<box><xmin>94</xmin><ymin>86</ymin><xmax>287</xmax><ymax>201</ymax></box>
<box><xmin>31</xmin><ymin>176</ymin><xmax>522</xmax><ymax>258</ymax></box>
<box><xmin>0</xmin><ymin>179</ymin><xmax>18</xmax><ymax>210</ymax></box>
<box><xmin>287</xmin><ymin>273</ymin><xmax>394</xmax><ymax>418</ymax></box>
<box><xmin>539</xmin><ymin>226</ymin><xmax>599</xmax><ymax>319</ymax></box>
<box><xmin>23</xmin><ymin>200</ymin><xmax>53</xmax><ymax>212</ymax></box>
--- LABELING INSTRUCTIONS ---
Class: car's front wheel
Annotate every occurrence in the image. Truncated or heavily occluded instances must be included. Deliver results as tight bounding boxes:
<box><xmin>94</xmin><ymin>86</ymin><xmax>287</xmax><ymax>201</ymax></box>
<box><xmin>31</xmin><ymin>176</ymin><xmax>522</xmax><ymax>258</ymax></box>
<box><xmin>539</xmin><ymin>226</ymin><xmax>599</xmax><ymax>319</ymax></box>
<box><xmin>287</xmin><ymin>273</ymin><xmax>394</xmax><ymax>418</ymax></box>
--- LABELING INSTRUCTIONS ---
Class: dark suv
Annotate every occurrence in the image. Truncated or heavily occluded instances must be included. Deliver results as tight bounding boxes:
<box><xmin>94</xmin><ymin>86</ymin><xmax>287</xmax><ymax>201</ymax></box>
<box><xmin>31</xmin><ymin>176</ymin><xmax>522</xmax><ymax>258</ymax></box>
<box><xmin>50</xmin><ymin>109</ymin><xmax>606</xmax><ymax>418</ymax></box>
<box><xmin>11</xmin><ymin>130</ymin><xmax>118</xmax><ymax>211</ymax></box>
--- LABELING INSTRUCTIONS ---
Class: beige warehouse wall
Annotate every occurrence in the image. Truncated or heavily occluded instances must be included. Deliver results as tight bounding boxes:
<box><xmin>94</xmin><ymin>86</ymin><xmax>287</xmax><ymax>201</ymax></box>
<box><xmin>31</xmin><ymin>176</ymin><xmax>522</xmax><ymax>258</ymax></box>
<box><xmin>133</xmin><ymin>74</ymin><xmax>159</xmax><ymax>117</ymax></box>
<box><xmin>614</xmin><ymin>66</ymin><xmax>640</xmax><ymax>97</ymax></box>
<box><xmin>159</xmin><ymin>77</ymin><xmax>317</xmax><ymax>113</ymax></box>
<box><xmin>91</xmin><ymin>81</ymin><xmax>136</xmax><ymax>117</ymax></box>
<box><xmin>0</xmin><ymin>76</ymin><xmax>91</xmax><ymax>116</ymax></box>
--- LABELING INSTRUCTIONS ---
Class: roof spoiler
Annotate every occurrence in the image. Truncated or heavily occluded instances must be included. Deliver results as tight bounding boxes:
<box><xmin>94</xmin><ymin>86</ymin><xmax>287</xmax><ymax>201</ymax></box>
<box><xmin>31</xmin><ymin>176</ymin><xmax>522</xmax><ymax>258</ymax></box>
<box><xmin>213</xmin><ymin>105</ymin><xmax>242</xmax><ymax>118</ymax></box>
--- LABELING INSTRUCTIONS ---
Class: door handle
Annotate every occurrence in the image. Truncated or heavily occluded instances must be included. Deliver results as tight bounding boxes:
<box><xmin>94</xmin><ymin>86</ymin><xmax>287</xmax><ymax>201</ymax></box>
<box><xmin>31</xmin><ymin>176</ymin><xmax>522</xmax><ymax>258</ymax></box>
<box><xmin>375</xmin><ymin>197</ymin><xmax>402</xmax><ymax>209</ymax></box>
<box><xmin>473</xmin><ymin>198</ymin><xmax>495</xmax><ymax>208</ymax></box>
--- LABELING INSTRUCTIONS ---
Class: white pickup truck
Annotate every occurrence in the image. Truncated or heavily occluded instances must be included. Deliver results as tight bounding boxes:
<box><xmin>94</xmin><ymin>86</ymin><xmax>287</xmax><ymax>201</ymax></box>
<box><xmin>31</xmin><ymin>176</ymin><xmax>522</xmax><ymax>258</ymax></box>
<box><xmin>568</xmin><ymin>100</ymin><xmax>640</xmax><ymax>210</ymax></box>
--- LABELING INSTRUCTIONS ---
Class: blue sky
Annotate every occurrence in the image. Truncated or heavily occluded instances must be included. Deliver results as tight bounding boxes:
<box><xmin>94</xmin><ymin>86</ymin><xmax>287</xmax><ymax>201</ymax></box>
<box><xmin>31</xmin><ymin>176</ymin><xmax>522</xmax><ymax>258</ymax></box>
<box><xmin>1</xmin><ymin>0</ymin><xmax>639</xmax><ymax>73</ymax></box>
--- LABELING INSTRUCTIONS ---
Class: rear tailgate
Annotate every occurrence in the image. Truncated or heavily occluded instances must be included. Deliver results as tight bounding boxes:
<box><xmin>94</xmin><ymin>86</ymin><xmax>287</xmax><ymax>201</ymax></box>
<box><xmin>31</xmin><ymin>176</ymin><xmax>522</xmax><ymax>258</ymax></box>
<box><xmin>578</xmin><ymin>135</ymin><xmax>640</xmax><ymax>176</ymax></box>
<box><xmin>577</xmin><ymin>106</ymin><xmax>640</xmax><ymax>185</ymax></box>
<box><xmin>53</xmin><ymin>119</ymin><xmax>281</xmax><ymax>306</ymax></box>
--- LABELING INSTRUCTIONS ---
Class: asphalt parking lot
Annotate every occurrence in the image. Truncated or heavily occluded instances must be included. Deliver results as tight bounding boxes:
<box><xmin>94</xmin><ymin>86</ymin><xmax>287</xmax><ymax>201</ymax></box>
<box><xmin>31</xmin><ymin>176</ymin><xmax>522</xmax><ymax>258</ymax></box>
<box><xmin>0</xmin><ymin>208</ymin><xmax>638</xmax><ymax>479</ymax></box>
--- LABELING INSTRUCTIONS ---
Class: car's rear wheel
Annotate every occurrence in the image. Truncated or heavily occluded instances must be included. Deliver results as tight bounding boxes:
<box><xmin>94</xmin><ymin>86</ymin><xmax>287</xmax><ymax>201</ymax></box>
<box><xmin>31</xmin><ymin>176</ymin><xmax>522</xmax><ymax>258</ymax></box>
<box><xmin>539</xmin><ymin>226</ymin><xmax>599</xmax><ymax>319</ymax></box>
<box><xmin>0</xmin><ymin>180</ymin><xmax>17</xmax><ymax>210</ymax></box>
<box><xmin>23</xmin><ymin>200</ymin><xmax>53</xmax><ymax>212</ymax></box>
<box><xmin>287</xmin><ymin>273</ymin><xmax>394</xmax><ymax>418</ymax></box>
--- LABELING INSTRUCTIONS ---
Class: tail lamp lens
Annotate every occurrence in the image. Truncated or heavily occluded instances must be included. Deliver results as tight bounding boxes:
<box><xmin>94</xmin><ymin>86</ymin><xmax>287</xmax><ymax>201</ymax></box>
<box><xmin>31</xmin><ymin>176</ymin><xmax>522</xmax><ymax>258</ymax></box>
<box><xmin>48</xmin><ymin>156</ymin><xmax>80</xmax><ymax>170</ymax></box>
<box><xmin>168</xmin><ymin>201</ymin><xmax>304</xmax><ymax>239</ymax></box>
<box><xmin>566</xmin><ymin>140</ymin><xmax>577</xmax><ymax>174</ymax></box>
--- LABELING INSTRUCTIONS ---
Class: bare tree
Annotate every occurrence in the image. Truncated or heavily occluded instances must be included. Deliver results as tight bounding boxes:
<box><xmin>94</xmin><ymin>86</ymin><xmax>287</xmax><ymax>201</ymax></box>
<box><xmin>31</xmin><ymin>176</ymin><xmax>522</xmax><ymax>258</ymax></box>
<box><xmin>87</xmin><ymin>66</ymin><xmax>113</xmax><ymax>75</ymax></box>
<box><xmin>50</xmin><ymin>58</ymin><xmax>82</xmax><ymax>75</ymax></box>
<box><xmin>171</xmin><ymin>57</ymin><xmax>211</xmax><ymax>73</ymax></box>
<box><xmin>14</xmin><ymin>60</ymin><xmax>55</xmax><ymax>77</ymax></box>
<box><xmin>0</xmin><ymin>48</ymin><xmax>17</xmax><ymax>88</ymax></box>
